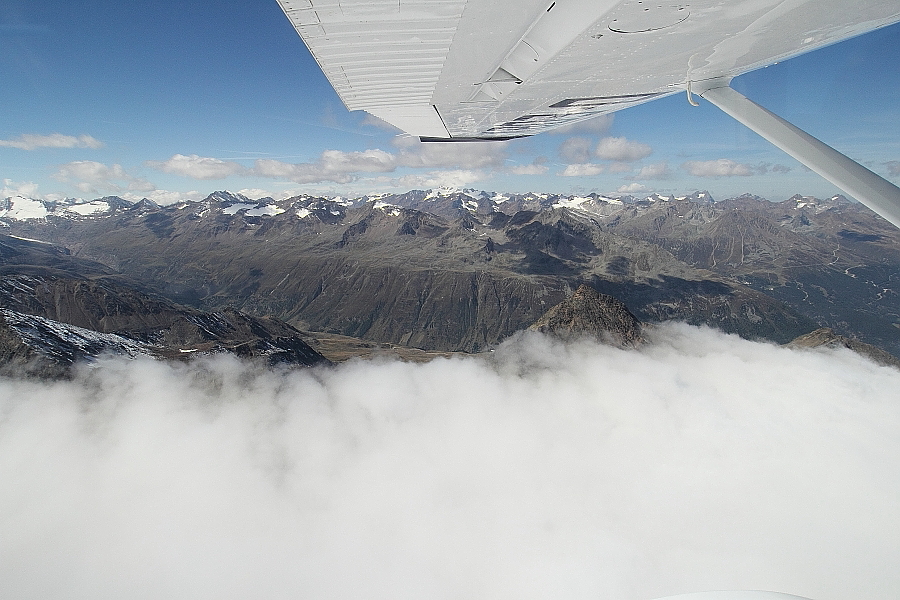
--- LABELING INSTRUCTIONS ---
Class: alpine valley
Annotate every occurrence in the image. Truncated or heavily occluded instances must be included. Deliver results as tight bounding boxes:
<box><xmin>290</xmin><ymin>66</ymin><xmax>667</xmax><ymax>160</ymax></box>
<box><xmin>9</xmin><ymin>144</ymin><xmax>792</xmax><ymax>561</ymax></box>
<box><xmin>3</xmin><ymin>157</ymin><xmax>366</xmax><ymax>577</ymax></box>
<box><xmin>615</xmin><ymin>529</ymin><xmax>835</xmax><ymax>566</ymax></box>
<box><xmin>2</xmin><ymin>186</ymin><xmax>899</xmax><ymax>373</ymax></box>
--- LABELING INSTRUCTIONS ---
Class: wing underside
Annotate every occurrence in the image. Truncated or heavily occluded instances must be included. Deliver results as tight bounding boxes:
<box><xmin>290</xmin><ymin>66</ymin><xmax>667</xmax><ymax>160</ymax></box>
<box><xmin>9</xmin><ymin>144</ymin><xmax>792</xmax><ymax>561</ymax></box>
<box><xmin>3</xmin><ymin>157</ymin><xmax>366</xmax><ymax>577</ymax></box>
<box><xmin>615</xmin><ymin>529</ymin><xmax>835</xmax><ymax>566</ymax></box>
<box><xmin>277</xmin><ymin>0</ymin><xmax>900</xmax><ymax>227</ymax></box>
<box><xmin>277</xmin><ymin>0</ymin><xmax>900</xmax><ymax>139</ymax></box>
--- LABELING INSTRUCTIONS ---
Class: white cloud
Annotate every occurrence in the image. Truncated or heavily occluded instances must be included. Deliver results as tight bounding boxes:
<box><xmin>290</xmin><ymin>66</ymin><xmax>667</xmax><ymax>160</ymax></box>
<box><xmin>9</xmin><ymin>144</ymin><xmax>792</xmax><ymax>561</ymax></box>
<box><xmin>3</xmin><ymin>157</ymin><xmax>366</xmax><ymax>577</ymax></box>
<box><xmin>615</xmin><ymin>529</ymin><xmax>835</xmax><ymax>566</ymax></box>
<box><xmin>143</xmin><ymin>141</ymin><xmax>507</xmax><ymax>188</ymax></box>
<box><xmin>320</xmin><ymin>149</ymin><xmax>396</xmax><ymax>173</ymax></box>
<box><xmin>618</xmin><ymin>182</ymin><xmax>649</xmax><ymax>193</ymax></box>
<box><xmin>121</xmin><ymin>189</ymin><xmax>207</xmax><ymax>206</ymax></box>
<box><xmin>391</xmin><ymin>169</ymin><xmax>488</xmax><ymax>189</ymax></box>
<box><xmin>550</xmin><ymin>114</ymin><xmax>614</xmax><ymax>135</ymax></box>
<box><xmin>255</xmin><ymin>161</ymin><xmax>351</xmax><ymax>184</ymax></box>
<box><xmin>508</xmin><ymin>163</ymin><xmax>549</xmax><ymax>175</ymax></box>
<box><xmin>607</xmin><ymin>162</ymin><xmax>633</xmax><ymax>173</ymax></box>
<box><xmin>885</xmin><ymin>161</ymin><xmax>900</xmax><ymax>177</ymax></box>
<box><xmin>147</xmin><ymin>154</ymin><xmax>246</xmax><ymax>180</ymax></box>
<box><xmin>594</xmin><ymin>136</ymin><xmax>652</xmax><ymax>162</ymax></box>
<box><xmin>559</xmin><ymin>163</ymin><xmax>607</xmax><ymax>177</ymax></box>
<box><xmin>1</xmin><ymin>179</ymin><xmax>42</xmax><ymax>199</ymax></box>
<box><xmin>53</xmin><ymin>161</ymin><xmax>155</xmax><ymax>195</ymax></box>
<box><xmin>635</xmin><ymin>162</ymin><xmax>673</xmax><ymax>180</ymax></box>
<box><xmin>394</xmin><ymin>136</ymin><xmax>508</xmax><ymax>169</ymax></box>
<box><xmin>0</xmin><ymin>133</ymin><xmax>103</xmax><ymax>151</ymax></box>
<box><xmin>1</xmin><ymin>324</ymin><xmax>899</xmax><ymax>599</ymax></box>
<box><xmin>558</xmin><ymin>137</ymin><xmax>593</xmax><ymax>164</ymax></box>
<box><xmin>753</xmin><ymin>162</ymin><xmax>792</xmax><ymax>175</ymax></box>
<box><xmin>250</xmin><ymin>150</ymin><xmax>397</xmax><ymax>185</ymax></box>
<box><xmin>682</xmin><ymin>159</ymin><xmax>753</xmax><ymax>177</ymax></box>
<box><xmin>237</xmin><ymin>188</ymin><xmax>273</xmax><ymax>200</ymax></box>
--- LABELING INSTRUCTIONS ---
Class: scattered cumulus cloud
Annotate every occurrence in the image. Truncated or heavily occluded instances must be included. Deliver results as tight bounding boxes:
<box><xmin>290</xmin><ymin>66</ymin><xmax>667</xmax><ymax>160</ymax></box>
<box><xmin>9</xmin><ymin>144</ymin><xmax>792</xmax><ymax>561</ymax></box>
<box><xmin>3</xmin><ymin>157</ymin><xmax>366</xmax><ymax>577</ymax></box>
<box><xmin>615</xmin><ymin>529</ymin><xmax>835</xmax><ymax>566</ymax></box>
<box><xmin>607</xmin><ymin>162</ymin><xmax>633</xmax><ymax>173</ymax></box>
<box><xmin>594</xmin><ymin>136</ymin><xmax>652</xmax><ymax>162</ymax></box>
<box><xmin>618</xmin><ymin>182</ymin><xmax>649</xmax><ymax>193</ymax></box>
<box><xmin>1</xmin><ymin>324</ymin><xmax>899</xmax><ymax>599</ymax></box>
<box><xmin>635</xmin><ymin>162</ymin><xmax>673</xmax><ymax>180</ymax></box>
<box><xmin>508</xmin><ymin>160</ymin><xmax>549</xmax><ymax>175</ymax></box>
<box><xmin>0</xmin><ymin>133</ymin><xmax>103</xmax><ymax>151</ymax></box>
<box><xmin>237</xmin><ymin>188</ymin><xmax>272</xmax><ymax>200</ymax></box>
<box><xmin>243</xmin><ymin>142</ymin><xmax>504</xmax><ymax>186</ymax></box>
<box><xmin>1</xmin><ymin>179</ymin><xmax>41</xmax><ymax>199</ymax></box>
<box><xmin>121</xmin><ymin>189</ymin><xmax>206</xmax><ymax>206</ymax></box>
<box><xmin>108</xmin><ymin>138</ymin><xmax>507</xmax><ymax>192</ymax></box>
<box><xmin>319</xmin><ymin>149</ymin><xmax>396</xmax><ymax>173</ymax></box>
<box><xmin>53</xmin><ymin>161</ymin><xmax>155</xmax><ymax>194</ymax></box>
<box><xmin>390</xmin><ymin>169</ymin><xmax>488</xmax><ymax>189</ymax></box>
<box><xmin>251</xmin><ymin>149</ymin><xmax>396</xmax><ymax>185</ymax></box>
<box><xmin>393</xmin><ymin>136</ymin><xmax>508</xmax><ymax>169</ymax></box>
<box><xmin>550</xmin><ymin>114</ymin><xmax>614</xmax><ymax>135</ymax></box>
<box><xmin>558</xmin><ymin>137</ymin><xmax>593</xmax><ymax>164</ymax></box>
<box><xmin>682</xmin><ymin>158</ymin><xmax>753</xmax><ymax>177</ymax></box>
<box><xmin>147</xmin><ymin>154</ymin><xmax>246</xmax><ymax>180</ymax></box>
<box><xmin>559</xmin><ymin>163</ymin><xmax>607</xmax><ymax>177</ymax></box>
<box><xmin>754</xmin><ymin>162</ymin><xmax>792</xmax><ymax>175</ymax></box>
<box><xmin>885</xmin><ymin>161</ymin><xmax>900</xmax><ymax>177</ymax></box>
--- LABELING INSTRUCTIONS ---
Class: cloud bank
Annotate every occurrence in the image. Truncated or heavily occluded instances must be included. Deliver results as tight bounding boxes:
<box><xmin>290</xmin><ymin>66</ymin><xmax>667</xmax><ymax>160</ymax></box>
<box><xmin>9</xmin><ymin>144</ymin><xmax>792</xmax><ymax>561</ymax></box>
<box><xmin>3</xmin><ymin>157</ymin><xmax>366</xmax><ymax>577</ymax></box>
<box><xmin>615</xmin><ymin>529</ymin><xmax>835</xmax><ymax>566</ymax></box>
<box><xmin>682</xmin><ymin>159</ymin><xmax>753</xmax><ymax>177</ymax></box>
<box><xmin>145</xmin><ymin>140</ymin><xmax>508</xmax><ymax>186</ymax></box>
<box><xmin>1</xmin><ymin>323</ymin><xmax>899</xmax><ymax>600</ymax></box>
<box><xmin>147</xmin><ymin>154</ymin><xmax>246</xmax><ymax>180</ymax></box>
<box><xmin>52</xmin><ymin>161</ymin><xmax>155</xmax><ymax>194</ymax></box>
<box><xmin>0</xmin><ymin>133</ymin><xmax>103</xmax><ymax>151</ymax></box>
<box><xmin>595</xmin><ymin>137</ymin><xmax>652</xmax><ymax>162</ymax></box>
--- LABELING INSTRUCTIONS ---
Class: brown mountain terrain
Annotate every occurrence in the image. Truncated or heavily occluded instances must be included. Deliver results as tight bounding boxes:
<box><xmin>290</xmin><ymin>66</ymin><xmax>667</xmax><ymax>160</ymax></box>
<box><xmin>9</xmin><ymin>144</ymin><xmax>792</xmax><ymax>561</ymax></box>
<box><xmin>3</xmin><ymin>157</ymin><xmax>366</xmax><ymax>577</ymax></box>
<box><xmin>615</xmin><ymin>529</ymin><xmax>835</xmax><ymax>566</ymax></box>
<box><xmin>529</xmin><ymin>284</ymin><xmax>642</xmax><ymax>346</ymax></box>
<box><xmin>600</xmin><ymin>193</ymin><xmax>900</xmax><ymax>354</ymax></box>
<box><xmin>3</xmin><ymin>191</ymin><xmax>831</xmax><ymax>354</ymax></box>
<box><xmin>0</xmin><ymin>234</ymin><xmax>329</xmax><ymax>377</ymax></box>
<box><xmin>787</xmin><ymin>327</ymin><xmax>900</xmax><ymax>369</ymax></box>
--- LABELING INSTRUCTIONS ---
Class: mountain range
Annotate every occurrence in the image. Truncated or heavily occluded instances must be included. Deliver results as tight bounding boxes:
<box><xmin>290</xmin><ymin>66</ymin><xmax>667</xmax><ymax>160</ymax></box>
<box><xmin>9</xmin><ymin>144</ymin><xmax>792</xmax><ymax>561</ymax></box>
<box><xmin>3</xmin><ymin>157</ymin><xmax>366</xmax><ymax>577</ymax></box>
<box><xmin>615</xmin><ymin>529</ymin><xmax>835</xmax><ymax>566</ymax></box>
<box><xmin>2</xmin><ymin>186</ymin><xmax>898</xmax><ymax>362</ymax></box>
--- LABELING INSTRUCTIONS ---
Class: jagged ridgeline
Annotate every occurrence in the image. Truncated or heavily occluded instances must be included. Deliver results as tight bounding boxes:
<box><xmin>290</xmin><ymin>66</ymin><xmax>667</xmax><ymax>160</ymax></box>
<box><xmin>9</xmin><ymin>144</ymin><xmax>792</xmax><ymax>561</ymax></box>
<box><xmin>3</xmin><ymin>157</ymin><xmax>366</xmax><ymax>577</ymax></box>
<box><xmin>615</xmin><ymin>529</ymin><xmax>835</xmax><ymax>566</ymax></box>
<box><xmin>2</xmin><ymin>187</ymin><xmax>899</xmax><ymax>360</ymax></box>
<box><xmin>0</xmin><ymin>234</ymin><xmax>329</xmax><ymax>378</ymax></box>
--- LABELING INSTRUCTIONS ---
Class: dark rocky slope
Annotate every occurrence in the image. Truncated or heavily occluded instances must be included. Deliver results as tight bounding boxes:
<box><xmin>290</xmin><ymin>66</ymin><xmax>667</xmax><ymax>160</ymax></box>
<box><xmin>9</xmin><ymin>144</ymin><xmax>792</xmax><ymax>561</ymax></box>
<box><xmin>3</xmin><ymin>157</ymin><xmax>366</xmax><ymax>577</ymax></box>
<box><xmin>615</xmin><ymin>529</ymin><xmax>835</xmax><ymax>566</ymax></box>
<box><xmin>787</xmin><ymin>327</ymin><xmax>900</xmax><ymax>369</ymax></box>
<box><xmin>529</xmin><ymin>284</ymin><xmax>642</xmax><ymax>346</ymax></box>
<box><xmin>1</xmin><ymin>235</ymin><xmax>329</xmax><ymax>377</ymax></box>
<box><xmin>5</xmin><ymin>195</ymin><xmax>822</xmax><ymax>352</ymax></box>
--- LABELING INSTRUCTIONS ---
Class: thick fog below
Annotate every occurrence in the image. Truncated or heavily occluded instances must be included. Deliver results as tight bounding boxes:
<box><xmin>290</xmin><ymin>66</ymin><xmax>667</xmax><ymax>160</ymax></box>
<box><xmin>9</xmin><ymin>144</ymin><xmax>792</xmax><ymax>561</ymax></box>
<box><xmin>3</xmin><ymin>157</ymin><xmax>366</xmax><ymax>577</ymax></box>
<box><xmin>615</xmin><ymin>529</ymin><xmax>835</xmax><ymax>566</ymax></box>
<box><xmin>1</xmin><ymin>323</ymin><xmax>898</xmax><ymax>600</ymax></box>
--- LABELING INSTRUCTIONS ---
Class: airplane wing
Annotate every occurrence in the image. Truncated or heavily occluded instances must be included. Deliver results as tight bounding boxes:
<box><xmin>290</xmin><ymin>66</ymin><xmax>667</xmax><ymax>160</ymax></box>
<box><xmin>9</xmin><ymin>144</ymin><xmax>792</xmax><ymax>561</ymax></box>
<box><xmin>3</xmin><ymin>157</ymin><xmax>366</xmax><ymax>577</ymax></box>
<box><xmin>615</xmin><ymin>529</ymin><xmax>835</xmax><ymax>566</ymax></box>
<box><xmin>275</xmin><ymin>0</ymin><xmax>900</xmax><ymax>227</ymax></box>
<box><xmin>652</xmin><ymin>593</ymin><xmax>812</xmax><ymax>600</ymax></box>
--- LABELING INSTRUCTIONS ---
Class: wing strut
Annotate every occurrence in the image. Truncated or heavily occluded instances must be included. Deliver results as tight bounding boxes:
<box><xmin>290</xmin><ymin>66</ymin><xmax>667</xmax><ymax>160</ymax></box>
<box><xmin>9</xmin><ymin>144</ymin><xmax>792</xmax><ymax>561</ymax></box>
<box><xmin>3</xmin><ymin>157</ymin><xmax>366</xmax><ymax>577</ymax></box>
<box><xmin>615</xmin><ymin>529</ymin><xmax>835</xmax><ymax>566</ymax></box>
<box><xmin>699</xmin><ymin>83</ymin><xmax>900</xmax><ymax>229</ymax></box>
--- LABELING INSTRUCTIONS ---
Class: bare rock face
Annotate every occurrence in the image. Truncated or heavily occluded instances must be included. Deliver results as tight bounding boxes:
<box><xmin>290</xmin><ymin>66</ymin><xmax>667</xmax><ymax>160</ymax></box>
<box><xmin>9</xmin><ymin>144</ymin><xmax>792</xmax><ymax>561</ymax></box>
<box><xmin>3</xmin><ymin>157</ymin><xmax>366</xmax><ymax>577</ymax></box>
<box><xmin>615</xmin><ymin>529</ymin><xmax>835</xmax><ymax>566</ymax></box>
<box><xmin>787</xmin><ymin>328</ymin><xmax>900</xmax><ymax>369</ymax></box>
<box><xmin>529</xmin><ymin>284</ymin><xmax>642</xmax><ymax>347</ymax></box>
<box><xmin>0</xmin><ymin>236</ymin><xmax>330</xmax><ymax>377</ymax></box>
<box><xmin>0</xmin><ymin>308</ymin><xmax>148</xmax><ymax>379</ymax></box>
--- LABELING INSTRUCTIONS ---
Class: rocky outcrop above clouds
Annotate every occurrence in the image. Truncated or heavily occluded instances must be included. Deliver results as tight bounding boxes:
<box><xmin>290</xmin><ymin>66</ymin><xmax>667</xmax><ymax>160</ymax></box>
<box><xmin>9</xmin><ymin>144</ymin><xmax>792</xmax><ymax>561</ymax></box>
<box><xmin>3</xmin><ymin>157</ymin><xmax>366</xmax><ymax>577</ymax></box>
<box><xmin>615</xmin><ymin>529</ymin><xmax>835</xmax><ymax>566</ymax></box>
<box><xmin>528</xmin><ymin>285</ymin><xmax>642</xmax><ymax>347</ymax></box>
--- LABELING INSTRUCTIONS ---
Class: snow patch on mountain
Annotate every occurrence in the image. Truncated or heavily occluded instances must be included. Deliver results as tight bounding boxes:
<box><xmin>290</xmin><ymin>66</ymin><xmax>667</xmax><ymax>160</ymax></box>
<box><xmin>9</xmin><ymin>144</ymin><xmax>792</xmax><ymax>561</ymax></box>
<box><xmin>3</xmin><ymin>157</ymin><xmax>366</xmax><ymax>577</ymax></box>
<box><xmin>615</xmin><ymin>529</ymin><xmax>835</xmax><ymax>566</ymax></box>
<box><xmin>65</xmin><ymin>200</ymin><xmax>111</xmax><ymax>216</ymax></box>
<box><xmin>1</xmin><ymin>196</ymin><xmax>49</xmax><ymax>220</ymax></box>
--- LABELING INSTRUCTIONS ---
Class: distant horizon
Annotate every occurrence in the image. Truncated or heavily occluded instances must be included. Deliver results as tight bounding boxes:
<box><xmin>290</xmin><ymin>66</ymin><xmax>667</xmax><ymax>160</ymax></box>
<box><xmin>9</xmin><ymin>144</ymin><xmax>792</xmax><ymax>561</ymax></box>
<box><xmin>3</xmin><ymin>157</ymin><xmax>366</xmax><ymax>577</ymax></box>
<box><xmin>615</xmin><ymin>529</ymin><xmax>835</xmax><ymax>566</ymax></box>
<box><xmin>0</xmin><ymin>185</ymin><xmax>854</xmax><ymax>206</ymax></box>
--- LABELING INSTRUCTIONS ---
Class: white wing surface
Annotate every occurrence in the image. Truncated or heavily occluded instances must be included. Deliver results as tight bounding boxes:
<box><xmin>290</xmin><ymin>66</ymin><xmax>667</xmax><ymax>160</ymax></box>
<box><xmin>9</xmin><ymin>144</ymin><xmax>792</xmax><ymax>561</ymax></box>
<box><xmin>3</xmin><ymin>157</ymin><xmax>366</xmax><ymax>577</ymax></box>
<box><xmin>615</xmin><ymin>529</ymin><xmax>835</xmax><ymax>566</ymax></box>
<box><xmin>277</xmin><ymin>0</ymin><xmax>900</xmax><ymax>227</ymax></box>
<box><xmin>278</xmin><ymin>0</ymin><xmax>900</xmax><ymax>139</ymax></box>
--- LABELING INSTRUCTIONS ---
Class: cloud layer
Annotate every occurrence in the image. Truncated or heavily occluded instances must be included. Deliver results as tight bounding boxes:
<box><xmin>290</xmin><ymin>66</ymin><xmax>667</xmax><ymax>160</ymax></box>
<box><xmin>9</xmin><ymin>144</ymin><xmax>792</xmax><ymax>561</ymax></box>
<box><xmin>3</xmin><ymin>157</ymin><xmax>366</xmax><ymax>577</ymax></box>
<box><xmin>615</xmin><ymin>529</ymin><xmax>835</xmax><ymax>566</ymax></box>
<box><xmin>0</xmin><ymin>133</ymin><xmax>103</xmax><ymax>151</ymax></box>
<box><xmin>2</xmin><ymin>324</ymin><xmax>899</xmax><ymax>600</ymax></box>
<box><xmin>144</xmin><ymin>140</ymin><xmax>509</xmax><ymax>186</ymax></box>
<box><xmin>682</xmin><ymin>159</ymin><xmax>753</xmax><ymax>177</ymax></box>
<box><xmin>52</xmin><ymin>161</ymin><xmax>155</xmax><ymax>194</ymax></box>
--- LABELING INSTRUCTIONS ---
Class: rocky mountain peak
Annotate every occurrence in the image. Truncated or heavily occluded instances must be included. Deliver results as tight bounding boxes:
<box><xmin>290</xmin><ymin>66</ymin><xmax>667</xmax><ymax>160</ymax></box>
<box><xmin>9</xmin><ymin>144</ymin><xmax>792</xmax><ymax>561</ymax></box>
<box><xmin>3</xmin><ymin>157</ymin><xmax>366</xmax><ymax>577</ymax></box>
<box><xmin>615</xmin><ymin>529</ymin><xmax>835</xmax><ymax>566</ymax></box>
<box><xmin>528</xmin><ymin>284</ymin><xmax>642</xmax><ymax>347</ymax></box>
<box><xmin>787</xmin><ymin>328</ymin><xmax>900</xmax><ymax>369</ymax></box>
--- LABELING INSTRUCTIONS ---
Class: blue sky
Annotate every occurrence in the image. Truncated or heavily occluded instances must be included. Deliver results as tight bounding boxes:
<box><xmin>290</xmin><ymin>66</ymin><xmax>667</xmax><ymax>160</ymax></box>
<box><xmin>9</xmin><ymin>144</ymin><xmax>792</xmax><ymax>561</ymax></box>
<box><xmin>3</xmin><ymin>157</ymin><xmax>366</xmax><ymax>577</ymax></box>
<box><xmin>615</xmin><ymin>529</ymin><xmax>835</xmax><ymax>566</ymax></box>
<box><xmin>2</xmin><ymin>0</ymin><xmax>899</xmax><ymax>204</ymax></box>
